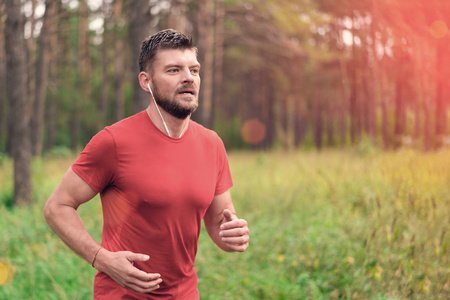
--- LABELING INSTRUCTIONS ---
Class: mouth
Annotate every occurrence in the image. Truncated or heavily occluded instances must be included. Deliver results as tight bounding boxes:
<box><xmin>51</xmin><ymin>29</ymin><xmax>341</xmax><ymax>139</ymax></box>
<box><xmin>178</xmin><ymin>89</ymin><xmax>195</xmax><ymax>96</ymax></box>
<box><xmin>176</xmin><ymin>85</ymin><xmax>196</xmax><ymax>97</ymax></box>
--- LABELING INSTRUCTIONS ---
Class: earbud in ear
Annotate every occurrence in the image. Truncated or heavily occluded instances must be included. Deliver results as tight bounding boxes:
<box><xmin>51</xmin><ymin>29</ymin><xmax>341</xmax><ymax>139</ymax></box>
<box><xmin>147</xmin><ymin>82</ymin><xmax>154</xmax><ymax>97</ymax></box>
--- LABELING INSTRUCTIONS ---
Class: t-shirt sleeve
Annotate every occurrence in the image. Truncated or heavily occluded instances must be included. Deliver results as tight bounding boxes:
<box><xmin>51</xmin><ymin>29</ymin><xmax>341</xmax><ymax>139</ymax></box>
<box><xmin>72</xmin><ymin>128</ymin><xmax>117</xmax><ymax>193</ymax></box>
<box><xmin>215</xmin><ymin>135</ymin><xmax>233</xmax><ymax>196</ymax></box>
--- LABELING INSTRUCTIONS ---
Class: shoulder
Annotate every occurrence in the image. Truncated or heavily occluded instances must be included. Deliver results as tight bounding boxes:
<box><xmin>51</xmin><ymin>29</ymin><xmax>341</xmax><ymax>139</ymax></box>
<box><xmin>107</xmin><ymin>111</ymin><xmax>147</xmax><ymax>133</ymax></box>
<box><xmin>189</xmin><ymin>121</ymin><xmax>228</xmax><ymax>158</ymax></box>
<box><xmin>189</xmin><ymin>120</ymin><xmax>222</xmax><ymax>143</ymax></box>
<box><xmin>102</xmin><ymin>111</ymin><xmax>149</xmax><ymax>143</ymax></box>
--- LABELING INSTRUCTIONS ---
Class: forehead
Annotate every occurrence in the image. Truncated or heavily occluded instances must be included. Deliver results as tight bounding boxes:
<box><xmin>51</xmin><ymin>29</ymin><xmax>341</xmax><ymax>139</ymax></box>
<box><xmin>153</xmin><ymin>49</ymin><xmax>199</xmax><ymax>69</ymax></box>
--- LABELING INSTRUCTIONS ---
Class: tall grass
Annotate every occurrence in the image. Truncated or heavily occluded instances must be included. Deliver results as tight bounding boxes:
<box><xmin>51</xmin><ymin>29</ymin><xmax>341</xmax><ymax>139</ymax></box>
<box><xmin>0</xmin><ymin>150</ymin><xmax>449</xmax><ymax>299</ymax></box>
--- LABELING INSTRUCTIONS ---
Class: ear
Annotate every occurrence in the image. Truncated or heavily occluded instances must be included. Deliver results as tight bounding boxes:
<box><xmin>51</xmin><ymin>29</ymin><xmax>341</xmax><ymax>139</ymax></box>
<box><xmin>138</xmin><ymin>72</ymin><xmax>151</xmax><ymax>92</ymax></box>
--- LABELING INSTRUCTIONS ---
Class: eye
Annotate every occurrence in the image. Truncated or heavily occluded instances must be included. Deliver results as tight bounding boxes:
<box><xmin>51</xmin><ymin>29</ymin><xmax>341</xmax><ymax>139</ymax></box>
<box><xmin>191</xmin><ymin>68</ymin><xmax>200</xmax><ymax>75</ymax></box>
<box><xmin>168</xmin><ymin>68</ymin><xmax>179</xmax><ymax>73</ymax></box>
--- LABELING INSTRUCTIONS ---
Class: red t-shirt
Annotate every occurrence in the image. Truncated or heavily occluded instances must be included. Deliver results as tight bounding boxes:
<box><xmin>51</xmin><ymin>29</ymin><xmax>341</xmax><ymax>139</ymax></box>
<box><xmin>72</xmin><ymin>111</ymin><xmax>233</xmax><ymax>299</ymax></box>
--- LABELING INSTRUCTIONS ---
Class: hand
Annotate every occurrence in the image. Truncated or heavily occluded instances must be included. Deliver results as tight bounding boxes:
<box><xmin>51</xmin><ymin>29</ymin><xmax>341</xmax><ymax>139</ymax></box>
<box><xmin>94</xmin><ymin>249</ymin><xmax>162</xmax><ymax>294</ymax></box>
<box><xmin>219</xmin><ymin>209</ymin><xmax>249</xmax><ymax>252</ymax></box>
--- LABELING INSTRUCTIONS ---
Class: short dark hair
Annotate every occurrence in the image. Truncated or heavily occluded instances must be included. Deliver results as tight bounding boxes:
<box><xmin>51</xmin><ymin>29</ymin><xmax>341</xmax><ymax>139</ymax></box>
<box><xmin>139</xmin><ymin>29</ymin><xmax>197</xmax><ymax>73</ymax></box>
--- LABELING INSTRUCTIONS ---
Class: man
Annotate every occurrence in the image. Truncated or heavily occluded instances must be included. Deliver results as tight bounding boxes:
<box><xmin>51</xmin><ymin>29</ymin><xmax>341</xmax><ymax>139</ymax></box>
<box><xmin>44</xmin><ymin>29</ymin><xmax>249</xmax><ymax>299</ymax></box>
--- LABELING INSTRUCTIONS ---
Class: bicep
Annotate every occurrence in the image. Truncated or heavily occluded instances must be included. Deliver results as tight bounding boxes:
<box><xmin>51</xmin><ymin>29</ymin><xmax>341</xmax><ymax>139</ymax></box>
<box><xmin>204</xmin><ymin>190</ymin><xmax>235</xmax><ymax>229</ymax></box>
<box><xmin>48</xmin><ymin>167</ymin><xmax>98</xmax><ymax>209</ymax></box>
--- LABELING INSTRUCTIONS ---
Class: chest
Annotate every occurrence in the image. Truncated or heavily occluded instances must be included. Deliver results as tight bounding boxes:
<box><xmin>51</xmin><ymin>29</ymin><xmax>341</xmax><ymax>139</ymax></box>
<box><xmin>111</xmin><ymin>137</ymin><xmax>218</xmax><ymax>213</ymax></box>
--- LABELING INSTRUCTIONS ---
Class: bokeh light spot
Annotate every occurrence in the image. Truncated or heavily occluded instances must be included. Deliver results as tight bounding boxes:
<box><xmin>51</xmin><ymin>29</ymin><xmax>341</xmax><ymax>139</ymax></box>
<box><xmin>0</xmin><ymin>258</ymin><xmax>15</xmax><ymax>286</ymax></box>
<box><xmin>240</xmin><ymin>119</ymin><xmax>266</xmax><ymax>145</ymax></box>
<box><xmin>0</xmin><ymin>263</ymin><xmax>7</xmax><ymax>285</ymax></box>
<box><xmin>429</xmin><ymin>20</ymin><xmax>448</xmax><ymax>39</ymax></box>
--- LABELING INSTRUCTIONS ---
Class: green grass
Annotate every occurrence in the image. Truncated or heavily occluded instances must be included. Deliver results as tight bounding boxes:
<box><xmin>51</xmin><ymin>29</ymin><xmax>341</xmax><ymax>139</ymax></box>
<box><xmin>0</xmin><ymin>150</ymin><xmax>449</xmax><ymax>299</ymax></box>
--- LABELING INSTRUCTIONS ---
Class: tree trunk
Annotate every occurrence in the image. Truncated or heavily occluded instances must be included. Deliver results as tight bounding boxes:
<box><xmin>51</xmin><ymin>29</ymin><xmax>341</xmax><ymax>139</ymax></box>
<box><xmin>99</xmin><ymin>0</ymin><xmax>111</xmax><ymax>128</ymax></box>
<box><xmin>378</xmin><ymin>53</ymin><xmax>390</xmax><ymax>150</ymax></box>
<box><xmin>281</xmin><ymin>97</ymin><xmax>289</xmax><ymax>149</ymax></box>
<box><xmin>414</xmin><ymin>37</ymin><xmax>425</xmax><ymax>142</ymax></box>
<box><xmin>370</xmin><ymin>0</ymin><xmax>381</xmax><ymax>146</ymax></box>
<box><xmin>434</xmin><ymin>39</ymin><xmax>445</xmax><ymax>147</ymax></box>
<box><xmin>26</xmin><ymin>0</ymin><xmax>37</xmax><ymax>131</ymax></box>
<box><xmin>78</xmin><ymin>0</ymin><xmax>90</xmax><ymax>99</ymax></box>
<box><xmin>70</xmin><ymin>0</ymin><xmax>90</xmax><ymax>151</ymax></box>
<box><xmin>113</xmin><ymin>0</ymin><xmax>125</xmax><ymax>122</ymax></box>
<box><xmin>168</xmin><ymin>0</ymin><xmax>188</xmax><ymax>32</ymax></box>
<box><xmin>313</xmin><ymin>88</ymin><xmax>323</xmax><ymax>150</ymax></box>
<box><xmin>196</xmin><ymin>0</ymin><xmax>215</xmax><ymax>128</ymax></box>
<box><xmin>362</xmin><ymin>64</ymin><xmax>375</xmax><ymax>138</ymax></box>
<box><xmin>45</xmin><ymin>101</ymin><xmax>56</xmax><ymax>151</ymax></box>
<box><xmin>6</xmin><ymin>0</ymin><xmax>32</xmax><ymax>205</ymax></box>
<box><xmin>0</xmin><ymin>3</ymin><xmax>6</xmax><ymax>151</ymax></box>
<box><xmin>212</xmin><ymin>0</ymin><xmax>225</xmax><ymax>129</ymax></box>
<box><xmin>127</xmin><ymin>0</ymin><xmax>151</xmax><ymax>114</ymax></box>
<box><xmin>266</xmin><ymin>81</ymin><xmax>276</xmax><ymax>148</ymax></box>
<box><xmin>31</xmin><ymin>0</ymin><xmax>57</xmax><ymax>156</ymax></box>
<box><xmin>393</xmin><ymin>74</ymin><xmax>405</xmax><ymax>143</ymax></box>
<box><xmin>349</xmin><ymin>16</ymin><xmax>360</xmax><ymax>144</ymax></box>
<box><xmin>326</xmin><ymin>94</ymin><xmax>335</xmax><ymax>147</ymax></box>
<box><xmin>424</xmin><ymin>100</ymin><xmax>430</xmax><ymax>151</ymax></box>
<box><xmin>349</xmin><ymin>63</ymin><xmax>359</xmax><ymax>145</ymax></box>
<box><xmin>294</xmin><ymin>97</ymin><xmax>307</xmax><ymax>148</ymax></box>
<box><xmin>338</xmin><ymin>57</ymin><xmax>349</xmax><ymax>147</ymax></box>
<box><xmin>45</xmin><ymin>1</ymin><xmax>62</xmax><ymax>151</ymax></box>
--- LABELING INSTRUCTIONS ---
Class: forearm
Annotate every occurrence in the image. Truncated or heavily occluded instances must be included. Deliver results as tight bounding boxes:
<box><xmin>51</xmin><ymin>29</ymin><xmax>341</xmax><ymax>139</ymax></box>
<box><xmin>204</xmin><ymin>191</ymin><xmax>249</xmax><ymax>252</ymax></box>
<box><xmin>205</xmin><ymin>212</ymin><xmax>236</xmax><ymax>252</ymax></box>
<box><xmin>205</xmin><ymin>221</ymin><xmax>233</xmax><ymax>252</ymax></box>
<box><xmin>44</xmin><ymin>201</ymin><xmax>100</xmax><ymax>265</ymax></box>
<box><xmin>45</xmin><ymin>200</ymin><xmax>163</xmax><ymax>293</ymax></box>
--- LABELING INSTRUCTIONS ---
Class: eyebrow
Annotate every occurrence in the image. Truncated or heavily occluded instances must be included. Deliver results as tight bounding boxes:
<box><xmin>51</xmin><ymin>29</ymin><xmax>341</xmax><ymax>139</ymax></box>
<box><xmin>164</xmin><ymin>63</ymin><xmax>201</xmax><ymax>69</ymax></box>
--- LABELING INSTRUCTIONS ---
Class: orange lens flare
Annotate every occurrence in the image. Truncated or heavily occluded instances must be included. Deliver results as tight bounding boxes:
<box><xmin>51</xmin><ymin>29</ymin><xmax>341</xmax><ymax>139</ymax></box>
<box><xmin>240</xmin><ymin>119</ymin><xmax>267</xmax><ymax>145</ymax></box>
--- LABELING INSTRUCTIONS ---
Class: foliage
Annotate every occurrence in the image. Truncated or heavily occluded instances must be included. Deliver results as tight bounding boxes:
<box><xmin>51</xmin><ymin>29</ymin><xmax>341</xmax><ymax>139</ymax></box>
<box><xmin>214</xmin><ymin>116</ymin><xmax>248</xmax><ymax>150</ymax></box>
<box><xmin>1</xmin><ymin>0</ymin><xmax>449</xmax><ymax>155</ymax></box>
<box><xmin>0</xmin><ymin>151</ymin><xmax>449</xmax><ymax>299</ymax></box>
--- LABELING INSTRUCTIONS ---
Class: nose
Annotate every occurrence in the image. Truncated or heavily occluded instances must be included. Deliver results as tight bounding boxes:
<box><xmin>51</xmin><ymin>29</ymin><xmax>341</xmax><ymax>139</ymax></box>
<box><xmin>181</xmin><ymin>68</ymin><xmax>195</xmax><ymax>84</ymax></box>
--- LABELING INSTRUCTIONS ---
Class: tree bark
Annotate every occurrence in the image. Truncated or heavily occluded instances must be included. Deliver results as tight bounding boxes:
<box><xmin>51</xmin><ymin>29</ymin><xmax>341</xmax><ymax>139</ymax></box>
<box><xmin>313</xmin><ymin>86</ymin><xmax>323</xmax><ymax>150</ymax></box>
<box><xmin>0</xmin><ymin>3</ymin><xmax>6</xmax><ymax>151</ymax></box>
<box><xmin>326</xmin><ymin>93</ymin><xmax>335</xmax><ymax>147</ymax></box>
<box><xmin>196</xmin><ymin>0</ymin><xmax>215</xmax><ymax>128</ymax></box>
<box><xmin>78</xmin><ymin>0</ymin><xmax>90</xmax><ymax>99</ymax></box>
<box><xmin>168</xmin><ymin>0</ymin><xmax>188</xmax><ymax>32</ymax></box>
<box><xmin>381</xmin><ymin>74</ymin><xmax>389</xmax><ymax>150</ymax></box>
<box><xmin>26</xmin><ymin>0</ymin><xmax>37</xmax><ymax>132</ymax></box>
<box><xmin>127</xmin><ymin>0</ymin><xmax>151</xmax><ymax>114</ymax></box>
<box><xmin>45</xmin><ymin>1</ymin><xmax>62</xmax><ymax>151</ymax></box>
<box><xmin>212</xmin><ymin>0</ymin><xmax>225</xmax><ymax>129</ymax></box>
<box><xmin>99</xmin><ymin>0</ymin><xmax>111</xmax><ymax>128</ymax></box>
<box><xmin>6</xmin><ymin>0</ymin><xmax>32</xmax><ymax>205</ymax></box>
<box><xmin>294</xmin><ymin>97</ymin><xmax>307</xmax><ymax>148</ymax></box>
<box><xmin>70</xmin><ymin>0</ymin><xmax>89</xmax><ymax>150</ymax></box>
<box><xmin>349</xmin><ymin>17</ymin><xmax>360</xmax><ymax>144</ymax></box>
<box><xmin>113</xmin><ymin>0</ymin><xmax>125</xmax><ymax>122</ymax></box>
<box><xmin>434</xmin><ymin>38</ymin><xmax>445</xmax><ymax>147</ymax></box>
<box><xmin>31</xmin><ymin>0</ymin><xmax>57</xmax><ymax>156</ymax></box>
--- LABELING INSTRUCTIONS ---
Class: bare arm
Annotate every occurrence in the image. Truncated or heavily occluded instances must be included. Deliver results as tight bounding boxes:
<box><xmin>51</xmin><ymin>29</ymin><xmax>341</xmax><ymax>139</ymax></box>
<box><xmin>203</xmin><ymin>190</ymin><xmax>249</xmax><ymax>252</ymax></box>
<box><xmin>44</xmin><ymin>167</ymin><xmax>162</xmax><ymax>293</ymax></box>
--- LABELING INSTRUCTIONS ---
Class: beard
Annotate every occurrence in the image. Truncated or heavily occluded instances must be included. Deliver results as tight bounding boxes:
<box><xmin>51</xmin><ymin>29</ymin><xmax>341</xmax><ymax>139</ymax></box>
<box><xmin>151</xmin><ymin>81</ymin><xmax>199</xmax><ymax>120</ymax></box>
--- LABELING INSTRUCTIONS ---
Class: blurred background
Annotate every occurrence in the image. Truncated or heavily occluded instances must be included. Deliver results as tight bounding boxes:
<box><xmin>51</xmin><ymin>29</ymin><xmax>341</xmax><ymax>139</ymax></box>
<box><xmin>2</xmin><ymin>0</ymin><xmax>450</xmax><ymax>204</ymax></box>
<box><xmin>2</xmin><ymin>0</ymin><xmax>449</xmax><ymax>152</ymax></box>
<box><xmin>1</xmin><ymin>1</ymin><xmax>450</xmax><ymax>298</ymax></box>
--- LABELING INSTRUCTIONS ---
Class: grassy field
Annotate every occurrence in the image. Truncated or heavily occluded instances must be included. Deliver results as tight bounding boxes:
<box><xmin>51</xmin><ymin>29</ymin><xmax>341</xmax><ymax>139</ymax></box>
<box><xmin>0</xmin><ymin>149</ymin><xmax>449</xmax><ymax>299</ymax></box>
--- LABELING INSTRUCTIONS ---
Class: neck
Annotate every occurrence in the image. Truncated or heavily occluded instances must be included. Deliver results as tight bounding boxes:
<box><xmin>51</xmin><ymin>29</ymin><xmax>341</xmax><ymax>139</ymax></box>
<box><xmin>146</xmin><ymin>105</ymin><xmax>190</xmax><ymax>138</ymax></box>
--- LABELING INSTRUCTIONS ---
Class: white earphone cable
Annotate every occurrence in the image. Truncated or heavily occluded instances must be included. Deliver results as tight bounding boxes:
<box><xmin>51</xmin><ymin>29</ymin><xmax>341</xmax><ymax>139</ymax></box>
<box><xmin>147</xmin><ymin>82</ymin><xmax>188</xmax><ymax>138</ymax></box>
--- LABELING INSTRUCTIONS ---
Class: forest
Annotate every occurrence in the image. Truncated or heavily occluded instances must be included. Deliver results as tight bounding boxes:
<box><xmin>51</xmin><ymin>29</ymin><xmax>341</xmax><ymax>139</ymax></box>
<box><xmin>1</xmin><ymin>0</ymin><xmax>449</xmax><ymax>203</ymax></box>
<box><xmin>1</xmin><ymin>1</ymin><xmax>450</xmax><ymax>298</ymax></box>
